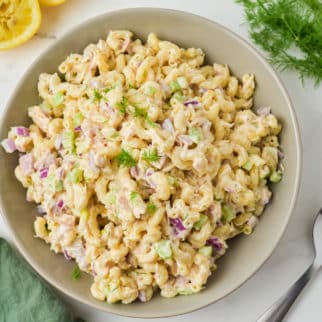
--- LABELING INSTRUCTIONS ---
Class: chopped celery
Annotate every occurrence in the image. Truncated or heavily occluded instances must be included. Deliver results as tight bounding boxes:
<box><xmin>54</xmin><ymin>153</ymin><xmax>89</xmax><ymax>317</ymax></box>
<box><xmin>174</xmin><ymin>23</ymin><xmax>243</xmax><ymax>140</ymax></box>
<box><xmin>73</xmin><ymin>112</ymin><xmax>84</xmax><ymax>127</ymax></box>
<box><xmin>173</xmin><ymin>92</ymin><xmax>184</xmax><ymax>102</ymax></box>
<box><xmin>68</xmin><ymin>168</ymin><xmax>83</xmax><ymax>183</ymax></box>
<box><xmin>221</xmin><ymin>204</ymin><xmax>236</xmax><ymax>223</ymax></box>
<box><xmin>144</xmin><ymin>86</ymin><xmax>156</xmax><ymax>96</ymax></box>
<box><xmin>269</xmin><ymin>170</ymin><xmax>282</xmax><ymax>183</ymax></box>
<box><xmin>242</xmin><ymin>160</ymin><xmax>253</xmax><ymax>171</ymax></box>
<box><xmin>169</xmin><ymin>80</ymin><xmax>181</xmax><ymax>92</ymax></box>
<box><xmin>189</xmin><ymin>127</ymin><xmax>202</xmax><ymax>143</ymax></box>
<box><xmin>52</xmin><ymin>92</ymin><xmax>64</xmax><ymax>107</ymax></box>
<box><xmin>104</xmin><ymin>192</ymin><xmax>116</xmax><ymax>205</ymax></box>
<box><xmin>62</xmin><ymin>130</ymin><xmax>75</xmax><ymax>153</ymax></box>
<box><xmin>154</xmin><ymin>240</ymin><xmax>172</xmax><ymax>259</ymax></box>
<box><xmin>199</xmin><ymin>246</ymin><xmax>213</xmax><ymax>257</ymax></box>
<box><xmin>193</xmin><ymin>214</ymin><xmax>208</xmax><ymax>230</ymax></box>
<box><xmin>178</xmin><ymin>289</ymin><xmax>193</xmax><ymax>295</ymax></box>
<box><xmin>54</xmin><ymin>180</ymin><xmax>63</xmax><ymax>192</ymax></box>
<box><xmin>177</xmin><ymin>76</ymin><xmax>188</xmax><ymax>89</ymax></box>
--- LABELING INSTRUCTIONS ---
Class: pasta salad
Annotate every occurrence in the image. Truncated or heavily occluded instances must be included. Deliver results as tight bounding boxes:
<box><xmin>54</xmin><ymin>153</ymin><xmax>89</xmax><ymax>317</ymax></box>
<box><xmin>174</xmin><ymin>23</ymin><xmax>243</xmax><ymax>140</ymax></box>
<box><xmin>1</xmin><ymin>30</ymin><xmax>283</xmax><ymax>304</ymax></box>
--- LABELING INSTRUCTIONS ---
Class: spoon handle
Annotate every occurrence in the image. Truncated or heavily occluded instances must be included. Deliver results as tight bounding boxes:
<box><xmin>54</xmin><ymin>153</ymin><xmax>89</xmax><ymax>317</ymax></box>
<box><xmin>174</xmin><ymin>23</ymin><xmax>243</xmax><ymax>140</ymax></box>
<box><xmin>257</xmin><ymin>264</ymin><xmax>316</xmax><ymax>322</ymax></box>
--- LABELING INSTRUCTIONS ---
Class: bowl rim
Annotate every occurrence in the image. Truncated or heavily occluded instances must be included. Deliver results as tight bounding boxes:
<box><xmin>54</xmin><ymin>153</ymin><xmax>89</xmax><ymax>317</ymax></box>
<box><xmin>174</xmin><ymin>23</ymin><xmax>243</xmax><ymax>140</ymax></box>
<box><xmin>0</xmin><ymin>7</ymin><xmax>302</xmax><ymax>318</ymax></box>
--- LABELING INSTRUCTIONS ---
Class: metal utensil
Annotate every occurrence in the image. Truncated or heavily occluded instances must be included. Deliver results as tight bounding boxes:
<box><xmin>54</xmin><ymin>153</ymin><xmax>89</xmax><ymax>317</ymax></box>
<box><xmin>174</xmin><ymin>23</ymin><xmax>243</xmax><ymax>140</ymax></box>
<box><xmin>257</xmin><ymin>208</ymin><xmax>322</xmax><ymax>322</ymax></box>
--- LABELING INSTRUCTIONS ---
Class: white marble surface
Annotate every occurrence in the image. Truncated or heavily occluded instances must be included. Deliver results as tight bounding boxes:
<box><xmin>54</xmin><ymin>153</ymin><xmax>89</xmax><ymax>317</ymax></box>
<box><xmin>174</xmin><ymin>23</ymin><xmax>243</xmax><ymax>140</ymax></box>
<box><xmin>0</xmin><ymin>1</ymin><xmax>322</xmax><ymax>321</ymax></box>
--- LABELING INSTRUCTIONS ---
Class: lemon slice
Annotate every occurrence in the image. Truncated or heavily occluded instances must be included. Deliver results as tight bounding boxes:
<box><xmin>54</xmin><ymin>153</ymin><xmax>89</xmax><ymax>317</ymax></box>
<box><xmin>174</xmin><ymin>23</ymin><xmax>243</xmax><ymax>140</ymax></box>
<box><xmin>0</xmin><ymin>0</ymin><xmax>41</xmax><ymax>50</ymax></box>
<box><xmin>39</xmin><ymin>0</ymin><xmax>66</xmax><ymax>6</ymax></box>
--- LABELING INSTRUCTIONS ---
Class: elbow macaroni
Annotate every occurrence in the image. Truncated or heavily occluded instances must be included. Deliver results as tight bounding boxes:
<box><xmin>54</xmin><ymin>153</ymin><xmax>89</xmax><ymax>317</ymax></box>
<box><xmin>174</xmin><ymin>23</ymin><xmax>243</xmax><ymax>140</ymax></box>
<box><xmin>1</xmin><ymin>31</ymin><xmax>283</xmax><ymax>304</ymax></box>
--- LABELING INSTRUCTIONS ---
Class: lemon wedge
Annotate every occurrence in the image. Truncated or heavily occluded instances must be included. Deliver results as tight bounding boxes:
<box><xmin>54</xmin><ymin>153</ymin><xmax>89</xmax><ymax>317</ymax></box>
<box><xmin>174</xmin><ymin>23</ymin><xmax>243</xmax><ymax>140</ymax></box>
<box><xmin>0</xmin><ymin>0</ymin><xmax>41</xmax><ymax>50</ymax></box>
<box><xmin>39</xmin><ymin>0</ymin><xmax>66</xmax><ymax>6</ymax></box>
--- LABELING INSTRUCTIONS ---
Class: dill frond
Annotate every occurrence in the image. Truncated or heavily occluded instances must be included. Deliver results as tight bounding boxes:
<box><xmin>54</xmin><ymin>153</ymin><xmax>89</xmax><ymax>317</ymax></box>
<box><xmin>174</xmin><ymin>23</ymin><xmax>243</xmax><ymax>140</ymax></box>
<box><xmin>236</xmin><ymin>0</ymin><xmax>322</xmax><ymax>86</ymax></box>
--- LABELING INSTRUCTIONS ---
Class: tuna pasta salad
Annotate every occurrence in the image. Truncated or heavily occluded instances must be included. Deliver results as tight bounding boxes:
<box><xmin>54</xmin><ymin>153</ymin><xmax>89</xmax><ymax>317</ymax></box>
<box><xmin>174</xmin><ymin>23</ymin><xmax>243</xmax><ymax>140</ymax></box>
<box><xmin>1</xmin><ymin>31</ymin><xmax>283</xmax><ymax>304</ymax></box>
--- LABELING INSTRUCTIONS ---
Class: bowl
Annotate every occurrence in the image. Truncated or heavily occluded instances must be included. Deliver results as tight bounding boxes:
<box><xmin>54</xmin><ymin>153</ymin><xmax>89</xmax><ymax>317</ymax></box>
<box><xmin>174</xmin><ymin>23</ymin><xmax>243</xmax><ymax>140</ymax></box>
<box><xmin>0</xmin><ymin>8</ymin><xmax>301</xmax><ymax>318</ymax></box>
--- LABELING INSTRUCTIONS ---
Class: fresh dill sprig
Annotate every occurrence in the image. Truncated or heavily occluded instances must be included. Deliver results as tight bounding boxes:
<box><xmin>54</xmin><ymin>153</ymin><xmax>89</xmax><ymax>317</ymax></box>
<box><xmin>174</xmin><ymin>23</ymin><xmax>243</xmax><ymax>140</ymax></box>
<box><xmin>236</xmin><ymin>0</ymin><xmax>322</xmax><ymax>85</ymax></box>
<box><xmin>142</xmin><ymin>148</ymin><xmax>160</xmax><ymax>163</ymax></box>
<box><xmin>116</xmin><ymin>97</ymin><xmax>129</xmax><ymax>114</ymax></box>
<box><xmin>116</xmin><ymin>149</ymin><xmax>137</xmax><ymax>167</ymax></box>
<box><xmin>71</xmin><ymin>265</ymin><xmax>81</xmax><ymax>280</ymax></box>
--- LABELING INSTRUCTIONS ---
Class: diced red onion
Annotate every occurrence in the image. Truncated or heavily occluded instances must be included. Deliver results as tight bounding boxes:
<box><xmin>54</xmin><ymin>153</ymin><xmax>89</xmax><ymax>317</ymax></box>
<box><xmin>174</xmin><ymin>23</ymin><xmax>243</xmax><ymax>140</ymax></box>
<box><xmin>105</xmin><ymin>103</ymin><xmax>116</xmax><ymax>116</ymax></box>
<box><xmin>88</xmin><ymin>151</ymin><xmax>99</xmax><ymax>172</ymax></box>
<box><xmin>130</xmin><ymin>166</ymin><xmax>140</xmax><ymax>179</ymax></box>
<box><xmin>14</xmin><ymin>126</ymin><xmax>30</xmax><ymax>137</ymax></box>
<box><xmin>74</xmin><ymin>126</ymin><xmax>82</xmax><ymax>132</ymax></box>
<box><xmin>63</xmin><ymin>250</ymin><xmax>72</xmax><ymax>261</ymax></box>
<box><xmin>278</xmin><ymin>150</ymin><xmax>284</xmax><ymax>160</ymax></box>
<box><xmin>183</xmin><ymin>100</ymin><xmax>200</xmax><ymax>106</ymax></box>
<box><xmin>57</xmin><ymin>200</ymin><xmax>64</xmax><ymax>209</ymax></box>
<box><xmin>257</xmin><ymin>106</ymin><xmax>271</xmax><ymax>116</ymax></box>
<box><xmin>121</xmin><ymin>38</ymin><xmax>131</xmax><ymax>52</ymax></box>
<box><xmin>1</xmin><ymin>138</ymin><xmax>16</xmax><ymax>153</ymax></box>
<box><xmin>19</xmin><ymin>153</ymin><xmax>33</xmax><ymax>175</ymax></box>
<box><xmin>206</xmin><ymin>237</ymin><xmax>223</xmax><ymax>252</ymax></box>
<box><xmin>201</xmin><ymin>119</ymin><xmax>212</xmax><ymax>132</ymax></box>
<box><xmin>177</xmin><ymin>135</ymin><xmax>193</xmax><ymax>146</ymax></box>
<box><xmin>199</xmin><ymin>87</ymin><xmax>208</xmax><ymax>94</ymax></box>
<box><xmin>162</xmin><ymin>118</ymin><xmax>175</xmax><ymax>133</ymax></box>
<box><xmin>90</xmin><ymin>79</ymin><xmax>104</xmax><ymax>89</ymax></box>
<box><xmin>37</xmin><ymin>205</ymin><xmax>46</xmax><ymax>215</ymax></box>
<box><xmin>39</xmin><ymin>168</ymin><xmax>49</xmax><ymax>179</ymax></box>
<box><xmin>247</xmin><ymin>216</ymin><xmax>258</xmax><ymax>228</ymax></box>
<box><xmin>170</xmin><ymin>218</ymin><xmax>186</xmax><ymax>232</ymax></box>
<box><xmin>138</xmin><ymin>291</ymin><xmax>147</xmax><ymax>302</ymax></box>
<box><xmin>146</xmin><ymin>168</ymin><xmax>154</xmax><ymax>177</ymax></box>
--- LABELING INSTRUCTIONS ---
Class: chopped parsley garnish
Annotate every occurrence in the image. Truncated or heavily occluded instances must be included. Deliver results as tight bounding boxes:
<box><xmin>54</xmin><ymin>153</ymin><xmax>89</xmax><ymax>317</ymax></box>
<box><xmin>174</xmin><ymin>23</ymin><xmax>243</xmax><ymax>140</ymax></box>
<box><xmin>116</xmin><ymin>97</ymin><xmax>129</xmax><ymax>114</ymax></box>
<box><xmin>72</xmin><ymin>265</ymin><xmax>81</xmax><ymax>280</ymax></box>
<box><xmin>115</xmin><ymin>149</ymin><xmax>137</xmax><ymax>167</ymax></box>
<box><xmin>129</xmin><ymin>191</ymin><xmax>139</xmax><ymax>201</ymax></box>
<box><xmin>146</xmin><ymin>202</ymin><xmax>157</xmax><ymax>214</ymax></box>
<box><xmin>142</xmin><ymin>148</ymin><xmax>160</xmax><ymax>163</ymax></box>
<box><xmin>93</xmin><ymin>88</ymin><xmax>103</xmax><ymax>101</ymax></box>
<box><xmin>133</xmin><ymin>106</ymin><xmax>148</xmax><ymax>118</ymax></box>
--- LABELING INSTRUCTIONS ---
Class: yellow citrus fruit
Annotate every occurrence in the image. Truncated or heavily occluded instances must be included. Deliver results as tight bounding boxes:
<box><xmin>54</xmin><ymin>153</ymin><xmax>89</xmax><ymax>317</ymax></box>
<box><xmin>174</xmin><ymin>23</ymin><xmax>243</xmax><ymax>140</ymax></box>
<box><xmin>39</xmin><ymin>0</ymin><xmax>66</xmax><ymax>6</ymax></box>
<box><xmin>0</xmin><ymin>0</ymin><xmax>42</xmax><ymax>50</ymax></box>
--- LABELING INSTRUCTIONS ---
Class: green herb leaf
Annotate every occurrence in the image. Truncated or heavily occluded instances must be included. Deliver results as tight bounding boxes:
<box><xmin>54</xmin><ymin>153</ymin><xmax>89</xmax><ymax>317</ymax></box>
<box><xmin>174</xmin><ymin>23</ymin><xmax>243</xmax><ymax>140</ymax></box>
<box><xmin>72</xmin><ymin>265</ymin><xmax>81</xmax><ymax>280</ymax></box>
<box><xmin>129</xmin><ymin>191</ymin><xmax>139</xmax><ymax>201</ymax></box>
<box><xmin>236</xmin><ymin>0</ymin><xmax>322</xmax><ymax>85</ymax></box>
<box><xmin>93</xmin><ymin>89</ymin><xmax>103</xmax><ymax>101</ymax></box>
<box><xmin>146</xmin><ymin>202</ymin><xmax>157</xmax><ymax>214</ymax></box>
<box><xmin>115</xmin><ymin>149</ymin><xmax>137</xmax><ymax>167</ymax></box>
<box><xmin>133</xmin><ymin>106</ymin><xmax>148</xmax><ymax>118</ymax></box>
<box><xmin>116</xmin><ymin>97</ymin><xmax>129</xmax><ymax>114</ymax></box>
<box><xmin>142</xmin><ymin>148</ymin><xmax>160</xmax><ymax>163</ymax></box>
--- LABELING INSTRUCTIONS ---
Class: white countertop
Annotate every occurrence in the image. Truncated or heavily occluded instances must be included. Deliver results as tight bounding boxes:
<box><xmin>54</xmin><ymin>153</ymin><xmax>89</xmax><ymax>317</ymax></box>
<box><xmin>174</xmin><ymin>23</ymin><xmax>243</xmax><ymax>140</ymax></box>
<box><xmin>1</xmin><ymin>1</ymin><xmax>321</xmax><ymax>321</ymax></box>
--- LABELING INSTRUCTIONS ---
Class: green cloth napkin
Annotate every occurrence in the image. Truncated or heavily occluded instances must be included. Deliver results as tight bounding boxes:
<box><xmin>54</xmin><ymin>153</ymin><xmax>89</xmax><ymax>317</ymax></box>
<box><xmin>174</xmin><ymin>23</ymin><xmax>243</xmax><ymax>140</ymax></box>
<box><xmin>0</xmin><ymin>238</ymin><xmax>82</xmax><ymax>322</ymax></box>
